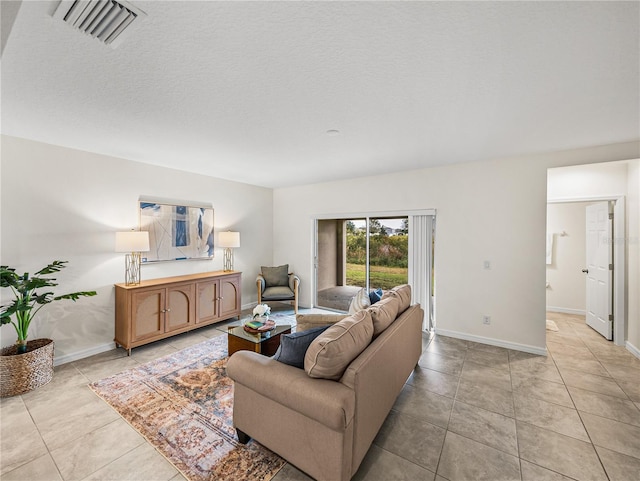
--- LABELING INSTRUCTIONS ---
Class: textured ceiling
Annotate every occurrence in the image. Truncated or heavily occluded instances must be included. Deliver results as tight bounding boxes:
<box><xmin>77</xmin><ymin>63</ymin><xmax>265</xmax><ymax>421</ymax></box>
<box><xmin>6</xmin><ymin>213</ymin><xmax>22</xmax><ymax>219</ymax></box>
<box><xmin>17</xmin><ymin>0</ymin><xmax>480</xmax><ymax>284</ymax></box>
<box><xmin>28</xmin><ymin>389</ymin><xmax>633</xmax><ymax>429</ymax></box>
<box><xmin>2</xmin><ymin>1</ymin><xmax>639</xmax><ymax>188</ymax></box>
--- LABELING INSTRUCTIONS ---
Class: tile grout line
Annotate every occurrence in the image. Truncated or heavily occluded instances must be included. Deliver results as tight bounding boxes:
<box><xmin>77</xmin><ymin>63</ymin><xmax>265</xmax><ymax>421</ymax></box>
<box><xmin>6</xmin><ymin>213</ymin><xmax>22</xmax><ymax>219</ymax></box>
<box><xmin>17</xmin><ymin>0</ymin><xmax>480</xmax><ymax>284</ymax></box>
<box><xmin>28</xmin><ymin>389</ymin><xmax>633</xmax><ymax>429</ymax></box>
<box><xmin>572</xmin><ymin>408</ymin><xmax>613</xmax><ymax>481</ymax></box>
<box><xmin>548</xmin><ymin>315</ymin><xmax>615</xmax><ymax>480</ymax></box>
<box><xmin>17</xmin><ymin>393</ymin><xmax>65</xmax><ymax>481</ymax></box>
<box><xmin>429</xmin><ymin>334</ymin><xmax>462</xmax><ymax>480</ymax></box>
<box><xmin>508</xmin><ymin>351</ymin><xmax>525</xmax><ymax>481</ymax></box>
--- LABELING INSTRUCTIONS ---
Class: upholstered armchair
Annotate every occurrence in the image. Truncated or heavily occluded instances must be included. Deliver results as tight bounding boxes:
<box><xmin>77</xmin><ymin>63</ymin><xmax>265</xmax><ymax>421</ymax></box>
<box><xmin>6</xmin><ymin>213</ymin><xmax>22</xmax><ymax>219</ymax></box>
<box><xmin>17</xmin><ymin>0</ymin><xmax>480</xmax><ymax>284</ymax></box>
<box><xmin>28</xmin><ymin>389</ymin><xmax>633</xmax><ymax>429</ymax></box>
<box><xmin>257</xmin><ymin>264</ymin><xmax>299</xmax><ymax>314</ymax></box>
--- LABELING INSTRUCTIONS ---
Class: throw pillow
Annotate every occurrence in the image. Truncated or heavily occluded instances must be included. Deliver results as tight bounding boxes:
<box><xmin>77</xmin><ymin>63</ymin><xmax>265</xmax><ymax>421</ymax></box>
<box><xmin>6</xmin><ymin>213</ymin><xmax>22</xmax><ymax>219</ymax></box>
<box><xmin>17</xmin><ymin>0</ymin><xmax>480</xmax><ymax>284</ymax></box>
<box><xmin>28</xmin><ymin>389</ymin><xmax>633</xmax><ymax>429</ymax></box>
<box><xmin>381</xmin><ymin>284</ymin><xmax>411</xmax><ymax>313</ymax></box>
<box><xmin>348</xmin><ymin>287</ymin><xmax>371</xmax><ymax>314</ymax></box>
<box><xmin>261</xmin><ymin>264</ymin><xmax>289</xmax><ymax>287</ymax></box>
<box><xmin>304</xmin><ymin>310</ymin><xmax>374</xmax><ymax>380</ymax></box>
<box><xmin>368</xmin><ymin>296</ymin><xmax>401</xmax><ymax>336</ymax></box>
<box><xmin>369</xmin><ymin>288</ymin><xmax>383</xmax><ymax>305</ymax></box>
<box><xmin>272</xmin><ymin>325</ymin><xmax>331</xmax><ymax>369</ymax></box>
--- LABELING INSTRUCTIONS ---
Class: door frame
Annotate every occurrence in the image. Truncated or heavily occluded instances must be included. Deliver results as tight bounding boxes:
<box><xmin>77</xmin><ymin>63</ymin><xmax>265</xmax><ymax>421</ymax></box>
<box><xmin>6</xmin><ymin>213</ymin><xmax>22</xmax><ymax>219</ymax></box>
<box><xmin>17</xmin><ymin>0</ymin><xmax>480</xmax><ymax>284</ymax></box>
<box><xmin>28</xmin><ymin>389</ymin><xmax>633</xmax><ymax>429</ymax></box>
<box><xmin>547</xmin><ymin>195</ymin><xmax>626</xmax><ymax>346</ymax></box>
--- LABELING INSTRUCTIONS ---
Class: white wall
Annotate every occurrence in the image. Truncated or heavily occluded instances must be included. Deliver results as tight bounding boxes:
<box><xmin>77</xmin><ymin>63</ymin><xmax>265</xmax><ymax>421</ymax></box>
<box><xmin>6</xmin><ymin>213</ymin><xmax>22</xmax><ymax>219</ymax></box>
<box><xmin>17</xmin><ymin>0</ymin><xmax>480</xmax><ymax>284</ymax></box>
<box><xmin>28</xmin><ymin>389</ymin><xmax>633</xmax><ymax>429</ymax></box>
<box><xmin>273</xmin><ymin>142</ymin><xmax>640</xmax><ymax>354</ymax></box>
<box><xmin>546</xmin><ymin>202</ymin><xmax>592</xmax><ymax>314</ymax></box>
<box><xmin>2</xmin><ymin>135</ymin><xmax>637</xmax><ymax>362</ymax></box>
<box><xmin>547</xmin><ymin>161</ymin><xmax>629</xmax><ymax>200</ymax></box>
<box><xmin>627</xmin><ymin>160</ymin><xmax>640</xmax><ymax>354</ymax></box>
<box><xmin>0</xmin><ymin>135</ymin><xmax>274</xmax><ymax>363</ymax></box>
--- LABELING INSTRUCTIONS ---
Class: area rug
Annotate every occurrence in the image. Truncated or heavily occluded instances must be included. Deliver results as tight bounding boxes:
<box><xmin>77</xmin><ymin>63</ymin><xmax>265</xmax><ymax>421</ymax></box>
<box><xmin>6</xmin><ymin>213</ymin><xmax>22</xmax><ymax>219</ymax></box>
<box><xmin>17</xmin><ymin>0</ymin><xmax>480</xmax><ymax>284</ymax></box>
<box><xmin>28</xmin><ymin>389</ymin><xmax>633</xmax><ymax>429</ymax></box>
<box><xmin>89</xmin><ymin>334</ymin><xmax>286</xmax><ymax>481</ymax></box>
<box><xmin>546</xmin><ymin>319</ymin><xmax>559</xmax><ymax>331</ymax></box>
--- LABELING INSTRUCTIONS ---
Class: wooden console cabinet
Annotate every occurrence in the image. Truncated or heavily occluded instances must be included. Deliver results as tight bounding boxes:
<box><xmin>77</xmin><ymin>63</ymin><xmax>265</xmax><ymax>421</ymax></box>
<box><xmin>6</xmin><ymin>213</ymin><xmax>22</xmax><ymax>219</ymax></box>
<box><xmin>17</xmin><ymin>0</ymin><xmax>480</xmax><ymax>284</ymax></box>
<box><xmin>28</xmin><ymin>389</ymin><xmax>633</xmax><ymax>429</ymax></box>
<box><xmin>115</xmin><ymin>271</ymin><xmax>241</xmax><ymax>354</ymax></box>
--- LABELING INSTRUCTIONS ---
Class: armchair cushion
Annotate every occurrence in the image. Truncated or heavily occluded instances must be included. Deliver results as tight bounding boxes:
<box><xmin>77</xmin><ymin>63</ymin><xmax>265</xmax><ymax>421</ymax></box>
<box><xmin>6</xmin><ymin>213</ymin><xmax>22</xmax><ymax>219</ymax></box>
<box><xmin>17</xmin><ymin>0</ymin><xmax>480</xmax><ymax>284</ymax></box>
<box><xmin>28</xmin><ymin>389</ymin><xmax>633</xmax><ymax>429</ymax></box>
<box><xmin>261</xmin><ymin>264</ymin><xmax>289</xmax><ymax>287</ymax></box>
<box><xmin>262</xmin><ymin>286</ymin><xmax>294</xmax><ymax>299</ymax></box>
<box><xmin>272</xmin><ymin>325</ymin><xmax>331</xmax><ymax>369</ymax></box>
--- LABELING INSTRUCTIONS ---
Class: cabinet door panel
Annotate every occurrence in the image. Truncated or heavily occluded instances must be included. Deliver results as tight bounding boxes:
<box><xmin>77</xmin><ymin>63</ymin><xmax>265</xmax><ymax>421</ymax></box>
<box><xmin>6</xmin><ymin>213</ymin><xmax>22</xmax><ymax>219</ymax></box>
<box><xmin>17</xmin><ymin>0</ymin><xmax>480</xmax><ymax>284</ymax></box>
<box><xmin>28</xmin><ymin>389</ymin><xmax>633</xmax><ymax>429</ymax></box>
<box><xmin>166</xmin><ymin>284</ymin><xmax>194</xmax><ymax>332</ymax></box>
<box><xmin>196</xmin><ymin>280</ymin><xmax>219</xmax><ymax>323</ymax></box>
<box><xmin>219</xmin><ymin>277</ymin><xmax>241</xmax><ymax>319</ymax></box>
<box><xmin>132</xmin><ymin>289</ymin><xmax>165</xmax><ymax>341</ymax></box>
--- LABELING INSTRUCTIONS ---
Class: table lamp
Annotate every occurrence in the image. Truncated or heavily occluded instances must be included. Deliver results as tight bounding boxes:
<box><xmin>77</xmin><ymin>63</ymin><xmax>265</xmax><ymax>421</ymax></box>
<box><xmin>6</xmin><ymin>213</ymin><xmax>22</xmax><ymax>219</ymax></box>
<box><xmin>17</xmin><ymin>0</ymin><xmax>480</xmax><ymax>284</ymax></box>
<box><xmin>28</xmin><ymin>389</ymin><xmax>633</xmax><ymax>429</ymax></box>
<box><xmin>115</xmin><ymin>231</ymin><xmax>150</xmax><ymax>285</ymax></box>
<box><xmin>218</xmin><ymin>231</ymin><xmax>240</xmax><ymax>271</ymax></box>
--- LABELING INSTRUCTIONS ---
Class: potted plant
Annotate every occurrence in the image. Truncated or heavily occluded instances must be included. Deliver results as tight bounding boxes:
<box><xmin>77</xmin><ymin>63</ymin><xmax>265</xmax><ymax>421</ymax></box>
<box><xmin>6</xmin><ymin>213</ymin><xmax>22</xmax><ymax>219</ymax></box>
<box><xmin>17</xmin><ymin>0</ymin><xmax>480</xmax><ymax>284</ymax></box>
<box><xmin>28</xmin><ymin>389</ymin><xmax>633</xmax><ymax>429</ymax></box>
<box><xmin>0</xmin><ymin>260</ymin><xmax>96</xmax><ymax>396</ymax></box>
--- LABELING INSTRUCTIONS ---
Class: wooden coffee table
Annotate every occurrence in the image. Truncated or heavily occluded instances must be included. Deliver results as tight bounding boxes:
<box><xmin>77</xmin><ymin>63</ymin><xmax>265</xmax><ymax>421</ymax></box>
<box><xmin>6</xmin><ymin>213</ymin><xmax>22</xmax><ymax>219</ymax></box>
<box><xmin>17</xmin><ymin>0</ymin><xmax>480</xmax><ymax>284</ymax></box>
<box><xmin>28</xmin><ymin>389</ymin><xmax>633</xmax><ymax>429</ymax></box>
<box><xmin>225</xmin><ymin>323</ymin><xmax>292</xmax><ymax>357</ymax></box>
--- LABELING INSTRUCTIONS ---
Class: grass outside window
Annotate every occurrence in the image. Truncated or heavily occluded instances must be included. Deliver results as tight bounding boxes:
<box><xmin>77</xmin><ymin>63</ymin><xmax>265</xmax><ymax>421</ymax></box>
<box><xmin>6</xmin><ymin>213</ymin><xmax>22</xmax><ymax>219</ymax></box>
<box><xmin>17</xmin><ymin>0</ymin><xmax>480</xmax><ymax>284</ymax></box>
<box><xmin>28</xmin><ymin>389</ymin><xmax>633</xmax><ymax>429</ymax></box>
<box><xmin>345</xmin><ymin>263</ymin><xmax>408</xmax><ymax>290</ymax></box>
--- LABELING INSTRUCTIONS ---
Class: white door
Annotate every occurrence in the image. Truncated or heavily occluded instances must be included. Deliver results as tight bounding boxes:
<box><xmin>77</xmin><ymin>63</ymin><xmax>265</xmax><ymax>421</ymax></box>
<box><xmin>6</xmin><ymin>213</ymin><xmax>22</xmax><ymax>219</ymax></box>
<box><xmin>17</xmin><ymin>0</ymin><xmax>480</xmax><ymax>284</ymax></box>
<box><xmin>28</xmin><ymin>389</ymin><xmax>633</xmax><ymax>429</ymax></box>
<box><xmin>585</xmin><ymin>202</ymin><xmax>613</xmax><ymax>340</ymax></box>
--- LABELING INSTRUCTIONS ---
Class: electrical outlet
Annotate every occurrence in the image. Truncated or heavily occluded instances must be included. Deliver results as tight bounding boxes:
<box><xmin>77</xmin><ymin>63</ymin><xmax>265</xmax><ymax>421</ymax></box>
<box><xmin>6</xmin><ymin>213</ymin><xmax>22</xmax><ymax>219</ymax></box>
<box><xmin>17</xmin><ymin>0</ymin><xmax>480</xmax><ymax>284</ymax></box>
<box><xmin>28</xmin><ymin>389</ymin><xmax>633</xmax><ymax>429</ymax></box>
<box><xmin>483</xmin><ymin>316</ymin><xmax>491</xmax><ymax>325</ymax></box>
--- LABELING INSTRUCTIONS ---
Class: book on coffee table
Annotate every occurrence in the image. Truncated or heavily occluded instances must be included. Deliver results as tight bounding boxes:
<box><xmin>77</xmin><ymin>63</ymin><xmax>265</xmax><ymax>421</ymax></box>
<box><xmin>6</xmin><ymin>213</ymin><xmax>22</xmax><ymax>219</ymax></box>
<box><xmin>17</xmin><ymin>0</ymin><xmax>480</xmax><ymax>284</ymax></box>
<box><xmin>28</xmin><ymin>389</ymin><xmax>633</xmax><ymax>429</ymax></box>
<box><xmin>245</xmin><ymin>320</ymin><xmax>265</xmax><ymax>330</ymax></box>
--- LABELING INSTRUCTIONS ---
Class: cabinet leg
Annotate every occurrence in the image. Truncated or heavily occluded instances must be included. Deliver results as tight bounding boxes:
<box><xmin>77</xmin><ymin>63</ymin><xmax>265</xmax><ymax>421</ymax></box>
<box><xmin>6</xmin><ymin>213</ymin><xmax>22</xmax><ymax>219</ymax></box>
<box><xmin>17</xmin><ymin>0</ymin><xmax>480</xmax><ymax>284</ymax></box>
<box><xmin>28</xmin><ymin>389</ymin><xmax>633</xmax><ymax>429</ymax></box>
<box><xmin>236</xmin><ymin>428</ymin><xmax>251</xmax><ymax>444</ymax></box>
<box><xmin>115</xmin><ymin>342</ymin><xmax>131</xmax><ymax>356</ymax></box>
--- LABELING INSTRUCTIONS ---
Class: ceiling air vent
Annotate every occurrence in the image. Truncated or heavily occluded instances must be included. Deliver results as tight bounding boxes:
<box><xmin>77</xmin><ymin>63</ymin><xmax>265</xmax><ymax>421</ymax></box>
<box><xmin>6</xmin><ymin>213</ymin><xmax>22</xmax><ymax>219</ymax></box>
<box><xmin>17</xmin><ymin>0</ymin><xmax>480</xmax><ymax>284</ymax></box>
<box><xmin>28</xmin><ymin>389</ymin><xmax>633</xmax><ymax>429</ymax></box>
<box><xmin>53</xmin><ymin>0</ymin><xmax>146</xmax><ymax>48</ymax></box>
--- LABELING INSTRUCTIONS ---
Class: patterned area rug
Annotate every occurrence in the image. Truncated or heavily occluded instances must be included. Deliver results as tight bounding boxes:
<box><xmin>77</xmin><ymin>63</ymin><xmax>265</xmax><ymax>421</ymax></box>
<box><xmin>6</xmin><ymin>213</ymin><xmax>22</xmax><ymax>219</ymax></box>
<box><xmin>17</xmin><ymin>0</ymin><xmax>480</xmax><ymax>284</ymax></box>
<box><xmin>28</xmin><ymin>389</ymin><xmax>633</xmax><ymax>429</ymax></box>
<box><xmin>89</xmin><ymin>334</ymin><xmax>286</xmax><ymax>481</ymax></box>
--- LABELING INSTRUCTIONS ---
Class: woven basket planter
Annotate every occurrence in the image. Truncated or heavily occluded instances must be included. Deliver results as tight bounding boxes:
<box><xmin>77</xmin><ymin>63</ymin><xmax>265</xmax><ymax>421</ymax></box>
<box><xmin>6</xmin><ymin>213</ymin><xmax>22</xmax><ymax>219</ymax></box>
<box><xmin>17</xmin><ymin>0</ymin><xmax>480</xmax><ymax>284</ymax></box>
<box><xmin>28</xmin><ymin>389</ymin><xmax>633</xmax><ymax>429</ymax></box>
<box><xmin>0</xmin><ymin>339</ymin><xmax>54</xmax><ymax>397</ymax></box>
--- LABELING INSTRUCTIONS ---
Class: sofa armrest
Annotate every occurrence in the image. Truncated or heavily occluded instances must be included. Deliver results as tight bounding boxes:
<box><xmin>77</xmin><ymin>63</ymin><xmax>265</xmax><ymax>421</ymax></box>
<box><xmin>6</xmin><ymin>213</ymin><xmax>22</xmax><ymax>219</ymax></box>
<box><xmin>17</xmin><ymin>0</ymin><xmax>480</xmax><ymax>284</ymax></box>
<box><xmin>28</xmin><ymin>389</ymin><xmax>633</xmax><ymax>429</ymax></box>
<box><xmin>295</xmin><ymin>313</ymin><xmax>349</xmax><ymax>332</ymax></box>
<box><xmin>227</xmin><ymin>351</ymin><xmax>355</xmax><ymax>431</ymax></box>
<box><xmin>340</xmin><ymin>303</ymin><xmax>423</xmax><ymax>473</ymax></box>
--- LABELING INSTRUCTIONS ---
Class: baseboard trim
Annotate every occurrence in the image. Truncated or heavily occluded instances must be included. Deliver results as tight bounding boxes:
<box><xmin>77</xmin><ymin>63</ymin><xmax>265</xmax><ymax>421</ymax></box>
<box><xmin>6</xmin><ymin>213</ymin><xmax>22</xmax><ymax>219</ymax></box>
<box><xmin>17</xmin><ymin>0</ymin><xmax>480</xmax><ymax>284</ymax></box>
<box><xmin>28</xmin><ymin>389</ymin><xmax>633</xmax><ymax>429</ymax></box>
<box><xmin>54</xmin><ymin>342</ymin><xmax>116</xmax><ymax>366</ymax></box>
<box><xmin>626</xmin><ymin>341</ymin><xmax>640</xmax><ymax>360</ymax></box>
<box><xmin>434</xmin><ymin>328</ymin><xmax>547</xmax><ymax>356</ymax></box>
<box><xmin>546</xmin><ymin>306</ymin><xmax>586</xmax><ymax>316</ymax></box>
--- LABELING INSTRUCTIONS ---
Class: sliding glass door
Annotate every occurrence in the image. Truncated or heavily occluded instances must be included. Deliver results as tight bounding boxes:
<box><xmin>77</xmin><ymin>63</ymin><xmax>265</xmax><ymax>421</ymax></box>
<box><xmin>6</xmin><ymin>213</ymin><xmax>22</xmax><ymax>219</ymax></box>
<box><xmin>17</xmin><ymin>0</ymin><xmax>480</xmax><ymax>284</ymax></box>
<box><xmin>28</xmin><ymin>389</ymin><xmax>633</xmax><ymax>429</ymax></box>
<box><xmin>368</xmin><ymin>217</ymin><xmax>408</xmax><ymax>291</ymax></box>
<box><xmin>316</xmin><ymin>216</ymin><xmax>409</xmax><ymax>312</ymax></box>
<box><xmin>315</xmin><ymin>212</ymin><xmax>435</xmax><ymax>330</ymax></box>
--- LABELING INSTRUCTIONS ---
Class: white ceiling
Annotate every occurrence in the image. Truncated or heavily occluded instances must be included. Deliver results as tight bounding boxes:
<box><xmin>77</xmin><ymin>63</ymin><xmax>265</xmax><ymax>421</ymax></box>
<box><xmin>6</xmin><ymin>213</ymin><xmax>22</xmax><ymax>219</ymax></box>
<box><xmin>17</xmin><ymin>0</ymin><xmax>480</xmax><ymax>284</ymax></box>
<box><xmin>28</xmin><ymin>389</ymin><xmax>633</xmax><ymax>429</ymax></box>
<box><xmin>2</xmin><ymin>1</ymin><xmax>639</xmax><ymax>188</ymax></box>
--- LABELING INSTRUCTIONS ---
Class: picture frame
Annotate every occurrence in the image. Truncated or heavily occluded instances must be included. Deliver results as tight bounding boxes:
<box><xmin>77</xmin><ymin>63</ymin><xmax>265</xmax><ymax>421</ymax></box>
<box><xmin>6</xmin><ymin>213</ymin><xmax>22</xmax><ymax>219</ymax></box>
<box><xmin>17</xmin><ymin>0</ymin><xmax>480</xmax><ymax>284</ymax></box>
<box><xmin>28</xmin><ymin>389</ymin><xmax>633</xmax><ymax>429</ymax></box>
<box><xmin>139</xmin><ymin>199</ymin><xmax>214</xmax><ymax>262</ymax></box>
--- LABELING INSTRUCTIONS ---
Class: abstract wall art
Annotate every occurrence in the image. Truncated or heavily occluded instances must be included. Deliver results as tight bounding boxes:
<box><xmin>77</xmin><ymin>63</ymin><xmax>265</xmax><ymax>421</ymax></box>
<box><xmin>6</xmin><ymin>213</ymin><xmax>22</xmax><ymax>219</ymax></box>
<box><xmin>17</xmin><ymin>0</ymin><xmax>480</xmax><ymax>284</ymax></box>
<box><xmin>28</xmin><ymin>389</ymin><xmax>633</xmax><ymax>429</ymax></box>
<box><xmin>139</xmin><ymin>200</ymin><xmax>214</xmax><ymax>262</ymax></box>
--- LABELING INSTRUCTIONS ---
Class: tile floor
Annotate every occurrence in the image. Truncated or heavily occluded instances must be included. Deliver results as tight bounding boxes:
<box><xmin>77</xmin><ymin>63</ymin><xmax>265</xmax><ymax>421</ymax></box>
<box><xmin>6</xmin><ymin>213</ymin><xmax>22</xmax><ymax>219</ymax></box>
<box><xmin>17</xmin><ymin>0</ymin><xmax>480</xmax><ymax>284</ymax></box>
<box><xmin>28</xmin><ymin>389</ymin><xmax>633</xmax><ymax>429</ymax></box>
<box><xmin>1</xmin><ymin>310</ymin><xmax>639</xmax><ymax>481</ymax></box>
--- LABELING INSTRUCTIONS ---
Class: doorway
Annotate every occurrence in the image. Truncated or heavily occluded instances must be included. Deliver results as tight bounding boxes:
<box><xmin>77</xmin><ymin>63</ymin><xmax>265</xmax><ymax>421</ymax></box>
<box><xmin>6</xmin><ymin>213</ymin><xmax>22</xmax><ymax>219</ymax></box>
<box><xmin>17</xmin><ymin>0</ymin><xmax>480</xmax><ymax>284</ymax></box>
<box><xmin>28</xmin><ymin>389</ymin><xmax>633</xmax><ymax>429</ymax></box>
<box><xmin>546</xmin><ymin>197</ymin><xmax>625</xmax><ymax>345</ymax></box>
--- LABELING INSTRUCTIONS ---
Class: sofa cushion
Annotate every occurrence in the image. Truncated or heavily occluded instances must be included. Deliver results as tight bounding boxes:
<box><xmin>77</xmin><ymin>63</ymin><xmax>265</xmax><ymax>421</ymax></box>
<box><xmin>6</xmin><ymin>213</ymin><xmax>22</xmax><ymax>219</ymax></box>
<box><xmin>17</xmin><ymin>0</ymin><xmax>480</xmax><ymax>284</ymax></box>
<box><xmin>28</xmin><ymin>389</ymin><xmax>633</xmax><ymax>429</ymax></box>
<box><xmin>261</xmin><ymin>264</ymin><xmax>289</xmax><ymax>287</ymax></box>
<box><xmin>368</xmin><ymin>296</ymin><xmax>401</xmax><ymax>335</ymax></box>
<box><xmin>305</xmin><ymin>310</ymin><xmax>374</xmax><ymax>380</ymax></box>
<box><xmin>348</xmin><ymin>287</ymin><xmax>371</xmax><ymax>314</ymax></box>
<box><xmin>273</xmin><ymin>325</ymin><xmax>331</xmax><ymax>369</ymax></box>
<box><xmin>295</xmin><ymin>313</ymin><xmax>349</xmax><ymax>332</ymax></box>
<box><xmin>381</xmin><ymin>284</ymin><xmax>411</xmax><ymax>313</ymax></box>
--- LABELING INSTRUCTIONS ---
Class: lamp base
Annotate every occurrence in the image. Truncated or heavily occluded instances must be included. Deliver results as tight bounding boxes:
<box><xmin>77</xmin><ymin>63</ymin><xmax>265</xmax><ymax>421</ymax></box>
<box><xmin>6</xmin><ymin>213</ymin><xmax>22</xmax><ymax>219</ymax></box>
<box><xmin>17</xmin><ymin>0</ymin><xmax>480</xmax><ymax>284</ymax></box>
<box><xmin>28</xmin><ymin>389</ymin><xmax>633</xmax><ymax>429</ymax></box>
<box><xmin>223</xmin><ymin>248</ymin><xmax>234</xmax><ymax>272</ymax></box>
<box><xmin>125</xmin><ymin>252</ymin><xmax>142</xmax><ymax>285</ymax></box>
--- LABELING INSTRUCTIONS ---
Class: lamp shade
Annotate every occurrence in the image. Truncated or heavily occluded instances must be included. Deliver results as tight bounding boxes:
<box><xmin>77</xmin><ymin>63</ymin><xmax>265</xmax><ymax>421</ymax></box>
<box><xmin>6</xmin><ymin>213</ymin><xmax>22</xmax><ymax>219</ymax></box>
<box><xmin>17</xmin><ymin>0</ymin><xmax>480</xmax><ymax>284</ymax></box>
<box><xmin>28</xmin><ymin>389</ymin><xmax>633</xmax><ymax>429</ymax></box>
<box><xmin>218</xmin><ymin>231</ymin><xmax>240</xmax><ymax>248</ymax></box>
<box><xmin>115</xmin><ymin>231</ymin><xmax>150</xmax><ymax>252</ymax></box>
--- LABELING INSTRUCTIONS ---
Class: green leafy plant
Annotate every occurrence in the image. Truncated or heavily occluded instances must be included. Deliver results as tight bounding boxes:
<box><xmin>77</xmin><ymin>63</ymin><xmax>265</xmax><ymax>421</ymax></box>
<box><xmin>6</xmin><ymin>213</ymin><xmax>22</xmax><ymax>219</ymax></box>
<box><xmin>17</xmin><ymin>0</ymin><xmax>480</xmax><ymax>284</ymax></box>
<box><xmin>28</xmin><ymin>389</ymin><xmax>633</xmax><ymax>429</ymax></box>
<box><xmin>1</xmin><ymin>261</ymin><xmax>97</xmax><ymax>354</ymax></box>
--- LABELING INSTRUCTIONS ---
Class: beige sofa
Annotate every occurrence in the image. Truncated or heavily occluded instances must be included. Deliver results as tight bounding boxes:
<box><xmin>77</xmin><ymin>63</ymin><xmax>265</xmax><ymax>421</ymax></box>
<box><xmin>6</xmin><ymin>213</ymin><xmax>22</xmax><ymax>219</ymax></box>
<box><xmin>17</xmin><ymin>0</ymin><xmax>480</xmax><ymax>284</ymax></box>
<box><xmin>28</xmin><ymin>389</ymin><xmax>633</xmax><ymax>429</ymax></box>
<box><xmin>226</xmin><ymin>286</ymin><xmax>424</xmax><ymax>481</ymax></box>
